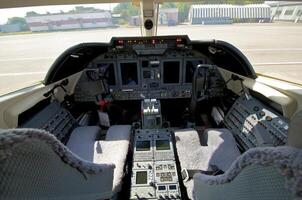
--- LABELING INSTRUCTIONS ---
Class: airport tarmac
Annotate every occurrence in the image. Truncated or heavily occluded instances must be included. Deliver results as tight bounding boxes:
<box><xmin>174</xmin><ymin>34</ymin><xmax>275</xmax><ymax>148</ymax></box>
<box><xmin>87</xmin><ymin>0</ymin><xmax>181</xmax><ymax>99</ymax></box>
<box><xmin>0</xmin><ymin>22</ymin><xmax>301</xmax><ymax>95</ymax></box>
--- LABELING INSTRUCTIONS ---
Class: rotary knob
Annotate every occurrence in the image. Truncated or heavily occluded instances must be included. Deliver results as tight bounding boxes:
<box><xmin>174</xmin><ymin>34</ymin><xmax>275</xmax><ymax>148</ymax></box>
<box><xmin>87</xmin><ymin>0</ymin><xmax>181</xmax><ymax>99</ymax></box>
<box><xmin>253</xmin><ymin>106</ymin><xmax>259</xmax><ymax>111</ymax></box>
<box><xmin>149</xmin><ymin>182</ymin><xmax>156</xmax><ymax>188</ymax></box>
<box><xmin>260</xmin><ymin>111</ymin><xmax>265</xmax><ymax>117</ymax></box>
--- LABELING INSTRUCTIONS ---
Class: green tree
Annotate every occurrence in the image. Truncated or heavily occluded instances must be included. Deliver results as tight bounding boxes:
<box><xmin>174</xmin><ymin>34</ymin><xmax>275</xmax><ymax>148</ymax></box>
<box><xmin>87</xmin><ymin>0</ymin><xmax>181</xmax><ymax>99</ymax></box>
<box><xmin>6</xmin><ymin>17</ymin><xmax>29</xmax><ymax>31</ymax></box>
<box><xmin>113</xmin><ymin>3</ymin><xmax>139</xmax><ymax>24</ymax></box>
<box><xmin>161</xmin><ymin>3</ymin><xmax>177</xmax><ymax>9</ymax></box>
<box><xmin>176</xmin><ymin>3</ymin><xmax>192</xmax><ymax>22</ymax></box>
<box><xmin>7</xmin><ymin>17</ymin><xmax>26</xmax><ymax>25</ymax></box>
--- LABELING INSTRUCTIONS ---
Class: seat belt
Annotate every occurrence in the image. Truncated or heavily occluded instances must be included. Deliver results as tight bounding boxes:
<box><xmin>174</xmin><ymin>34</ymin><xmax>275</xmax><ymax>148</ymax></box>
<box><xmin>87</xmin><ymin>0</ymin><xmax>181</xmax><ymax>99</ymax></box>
<box><xmin>181</xmin><ymin>165</ymin><xmax>224</xmax><ymax>182</ymax></box>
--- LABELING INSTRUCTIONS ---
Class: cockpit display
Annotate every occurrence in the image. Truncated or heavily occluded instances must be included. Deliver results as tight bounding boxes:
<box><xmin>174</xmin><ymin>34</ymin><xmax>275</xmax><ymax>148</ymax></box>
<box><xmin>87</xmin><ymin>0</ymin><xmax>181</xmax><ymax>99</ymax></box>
<box><xmin>136</xmin><ymin>171</ymin><xmax>148</xmax><ymax>184</ymax></box>
<box><xmin>120</xmin><ymin>62</ymin><xmax>138</xmax><ymax>86</ymax></box>
<box><xmin>156</xmin><ymin>140</ymin><xmax>170</xmax><ymax>150</ymax></box>
<box><xmin>136</xmin><ymin>141</ymin><xmax>151</xmax><ymax>151</ymax></box>
<box><xmin>163</xmin><ymin>61</ymin><xmax>180</xmax><ymax>84</ymax></box>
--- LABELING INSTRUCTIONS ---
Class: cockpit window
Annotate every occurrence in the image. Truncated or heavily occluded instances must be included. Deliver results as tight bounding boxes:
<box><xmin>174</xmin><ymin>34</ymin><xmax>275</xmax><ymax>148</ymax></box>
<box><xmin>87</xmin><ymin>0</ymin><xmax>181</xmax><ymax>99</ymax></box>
<box><xmin>0</xmin><ymin>1</ymin><xmax>302</xmax><ymax>95</ymax></box>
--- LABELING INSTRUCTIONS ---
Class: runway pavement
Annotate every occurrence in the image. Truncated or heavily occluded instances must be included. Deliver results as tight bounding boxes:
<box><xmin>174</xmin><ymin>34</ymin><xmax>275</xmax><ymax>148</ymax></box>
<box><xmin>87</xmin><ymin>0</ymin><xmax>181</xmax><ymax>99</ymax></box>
<box><xmin>0</xmin><ymin>22</ymin><xmax>301</xmax><ymax>95</ymax></box>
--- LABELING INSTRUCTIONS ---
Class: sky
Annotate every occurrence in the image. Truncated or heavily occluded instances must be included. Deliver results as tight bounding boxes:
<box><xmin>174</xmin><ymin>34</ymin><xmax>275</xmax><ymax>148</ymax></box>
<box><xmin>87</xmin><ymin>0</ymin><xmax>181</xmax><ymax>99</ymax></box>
<box><xmin>0</xmin><ymin>3</ymin><xmax>118</xmax><ymax>25</ymax></box>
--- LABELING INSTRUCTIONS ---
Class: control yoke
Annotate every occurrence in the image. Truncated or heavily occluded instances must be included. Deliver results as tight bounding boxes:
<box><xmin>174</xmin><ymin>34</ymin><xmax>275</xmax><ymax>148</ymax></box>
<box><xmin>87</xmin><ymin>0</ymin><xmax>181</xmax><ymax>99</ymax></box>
<box><xmin>190</xmin><ymin>64</ymin><xmax>214</xmax><ymax>122</ymax></box>
<box><xmin>192</xmin><ymin>64</ymin><xmax>221</xmax><ymax>103</ymax></box>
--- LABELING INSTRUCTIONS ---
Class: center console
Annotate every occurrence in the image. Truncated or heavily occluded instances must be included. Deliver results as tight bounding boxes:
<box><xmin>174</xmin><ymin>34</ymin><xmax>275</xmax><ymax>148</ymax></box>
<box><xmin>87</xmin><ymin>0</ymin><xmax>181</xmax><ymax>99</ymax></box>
<box><xmin>131</xmin><ymin>98</ymin><xmax>181</xmax><ymax>199</ymax></box>
<box><xmin>131</xmin><ymin>129</ymin><xmax>181</xmax><ymax>199</ymax></box>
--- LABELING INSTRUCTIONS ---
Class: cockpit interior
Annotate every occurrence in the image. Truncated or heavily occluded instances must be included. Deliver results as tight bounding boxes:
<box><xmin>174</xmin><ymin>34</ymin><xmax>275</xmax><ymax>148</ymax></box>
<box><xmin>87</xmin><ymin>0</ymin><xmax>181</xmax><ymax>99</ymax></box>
<box><xmin>1</xmin><ymin>33</ymin><xmax>301</xmax><ymax>200</ymax></box>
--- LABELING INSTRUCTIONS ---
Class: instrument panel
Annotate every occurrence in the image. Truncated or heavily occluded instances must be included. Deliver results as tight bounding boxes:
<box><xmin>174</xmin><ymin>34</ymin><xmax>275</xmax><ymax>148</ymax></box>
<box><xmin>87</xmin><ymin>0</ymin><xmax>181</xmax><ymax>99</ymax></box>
<box><xmin>93</xmin><ymin>54</ymin><xmax>205</xmax><ymax>100</ymax></box>
<box><xmin>73</xmin><ymin>36</ymin><xmax>229</xmax><ymax>102</ymax></box>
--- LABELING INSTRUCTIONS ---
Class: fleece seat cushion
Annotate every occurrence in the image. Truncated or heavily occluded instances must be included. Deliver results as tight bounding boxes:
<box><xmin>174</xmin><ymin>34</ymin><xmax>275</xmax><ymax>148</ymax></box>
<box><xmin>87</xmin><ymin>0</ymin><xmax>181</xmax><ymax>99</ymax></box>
<box><xmin>174</xmin><ymin>128</ymin><xmax>240</xmax><ymax>199</ymax></box>
<box><xmin>67</xmin><ymin>126</ymin><xmax>100</xmax><ymax>162</ymax></box>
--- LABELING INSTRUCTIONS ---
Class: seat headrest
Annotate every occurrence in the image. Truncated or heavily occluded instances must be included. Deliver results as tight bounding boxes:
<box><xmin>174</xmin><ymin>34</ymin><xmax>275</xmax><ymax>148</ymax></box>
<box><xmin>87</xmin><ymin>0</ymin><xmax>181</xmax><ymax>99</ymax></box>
<box><xmin>194</xmin><ymin>146</ymin><xmax>302</xmax><ymax>199</ymax></box>
<box><xmin>288</xmin><ymin>110</ymin><xmax>302</xmax><ymax>149</ymax></box>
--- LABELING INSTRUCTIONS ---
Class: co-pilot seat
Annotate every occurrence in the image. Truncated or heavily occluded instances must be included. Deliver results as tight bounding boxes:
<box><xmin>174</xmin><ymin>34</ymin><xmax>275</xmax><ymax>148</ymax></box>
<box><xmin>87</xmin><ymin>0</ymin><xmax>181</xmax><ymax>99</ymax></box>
<box><xmin>0</xmin><ymin>128</ymin><xmax>114</xmax><ymax>200</ymax></box>
<box><xmin>66</xmin><ymin>126</ymin><xmax>101</xmax><ymax>162</ymax></box>
<box><xmin>94</xmin><ymin>125</ymin><xmax>132</xmax><ymax>194</ymax></box>
<box><xmin>193</xmin><ymin>110</ymin><xmax>302</xmax><ymax>200</ymax></box>
<box><xmin>66</xmin><ymin>125</ymin><xmax>132</xmax><ymax>195</ymax></box>
<box><xmin>174</xmin><ymin>128</ymin><xmax>241</xmax><ymax>199</ymax></box>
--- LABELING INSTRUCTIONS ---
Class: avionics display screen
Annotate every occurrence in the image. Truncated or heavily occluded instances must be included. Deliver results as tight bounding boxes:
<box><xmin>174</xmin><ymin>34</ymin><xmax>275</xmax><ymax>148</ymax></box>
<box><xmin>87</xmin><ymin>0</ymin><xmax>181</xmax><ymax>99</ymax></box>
<box><xmin>163</xmin><ymin>61</ymin><xmax>180</xmax><ymax>84</ymax></box>
<box><xmin>136</xmin><ymin>171</ymin><xmax>148</xmax><ymax>184</ymax></box>
<box><xmin>169</xmin><ymin>185</ymin><xmax>177</xmax><ymax>190</ymax></box>
<box><xmin>185</xmin><ymin>60</ymin><xmax>203</xmax><ymax>83</ymax></box>
<box><xmin>97</xmin><ymin>63</ymin><xmax>116</xmax><ymax>85</ymax></box>
<box><xmin>136</xmin><ymin>141</ymin><xmax>151</xmax><ymax>151</ymax></box>
<box><xmin>158</xmin><ymin>186</ymin><xmax>166</xmax><ymax>191</ymax></box>
<box><xmin>120</xmin><ymin>62</ymin><xmax>138</xmax><ymax>86</ymax></box>
<box><xmin>156</xmin><ymin>140</ymin><xmax>170</xmax><ymax>150</ymax></box>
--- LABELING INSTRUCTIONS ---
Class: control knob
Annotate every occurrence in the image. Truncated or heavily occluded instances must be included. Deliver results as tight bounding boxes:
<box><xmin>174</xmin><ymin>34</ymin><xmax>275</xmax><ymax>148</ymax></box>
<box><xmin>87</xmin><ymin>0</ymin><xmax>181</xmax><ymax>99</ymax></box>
<box><xmin>149</xmin><ymin>182</ymin><xmax>156</xmax><ymax>188</ymax></box>
<box><xmin>172</xmin><ymin>91</ymin><xmax>178</xmax><ymax>97</ymax></box>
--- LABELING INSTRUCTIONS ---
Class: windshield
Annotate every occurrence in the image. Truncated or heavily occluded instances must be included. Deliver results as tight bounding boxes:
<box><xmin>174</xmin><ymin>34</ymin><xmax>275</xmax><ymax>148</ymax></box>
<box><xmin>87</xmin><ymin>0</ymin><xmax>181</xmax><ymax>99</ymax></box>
<box><xmin>0</xmin><ymin>1</ymin><xmax>301</xmax><ymax>95</ymax></box>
